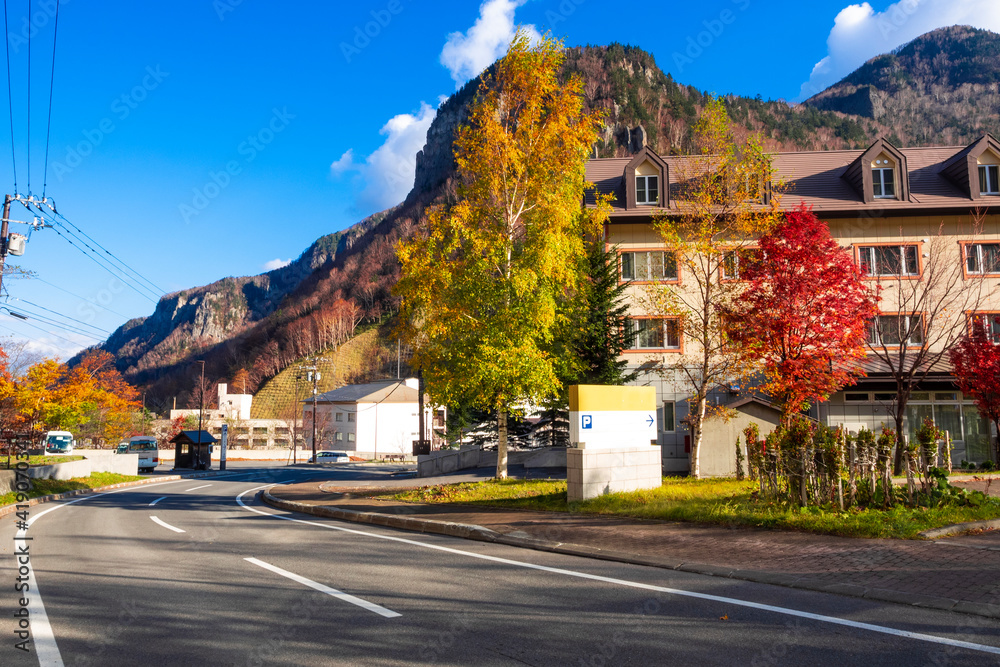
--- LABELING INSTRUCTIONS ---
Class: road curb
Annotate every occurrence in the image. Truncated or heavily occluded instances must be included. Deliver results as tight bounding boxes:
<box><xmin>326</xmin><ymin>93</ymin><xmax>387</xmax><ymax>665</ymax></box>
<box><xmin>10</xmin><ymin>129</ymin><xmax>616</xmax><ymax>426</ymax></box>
<box><xmin>260</xmin><ymin>490</ymin><xmax>1000</xmax><ymax>621</ymax></box>
<box><xmin>0</xmin><ymin>469</ymin><xmax>237</xmax><ymax>518</ymax></box>
<box><xmin>918</xmin><ymin>518</ymin><xmax>1000</xmax><ymax>539</ymax></box>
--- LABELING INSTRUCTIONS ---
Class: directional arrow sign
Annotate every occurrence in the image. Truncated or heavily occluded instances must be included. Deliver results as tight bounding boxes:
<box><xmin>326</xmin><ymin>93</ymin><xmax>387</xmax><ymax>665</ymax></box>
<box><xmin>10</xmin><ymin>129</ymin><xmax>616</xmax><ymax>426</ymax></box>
<box><xmin>569</xmin><ymin>385</ymin><xmax>658</xmax><ymax>449</ymax></box>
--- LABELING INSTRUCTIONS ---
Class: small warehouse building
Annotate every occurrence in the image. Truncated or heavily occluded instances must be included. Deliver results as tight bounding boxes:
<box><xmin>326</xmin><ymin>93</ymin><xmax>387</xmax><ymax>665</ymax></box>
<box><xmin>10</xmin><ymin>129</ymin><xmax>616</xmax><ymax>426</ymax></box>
<box><xmin>170</xmin><ymin>430</ymin><xmax>217</xmax><ymax>470</ymax></box>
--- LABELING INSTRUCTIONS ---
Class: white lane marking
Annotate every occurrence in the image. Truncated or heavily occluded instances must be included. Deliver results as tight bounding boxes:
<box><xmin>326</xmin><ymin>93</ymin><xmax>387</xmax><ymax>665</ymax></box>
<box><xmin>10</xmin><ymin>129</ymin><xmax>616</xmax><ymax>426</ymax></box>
<box><xmin>148</xmin><ymin>496</ymin><xmax>167</xmax><ymax>506</ymax></box>
<box><xmin>236</xmin><ymin>486</ymin><xmax>1000</xmax><ymax>657</ymax></box>
<box><xmin>15</xmin><ymin>525</ymin><xmax>62</xmax><ymax>666</ymax></box>
<box><xmin>14</xmin><ymin>474</ymin><xmax>299</xmax><ymax>667</ymax></box>
<box><xmin>150</xmin><ymin>516</ymin><xmax>186</xmax><ymax>533</ymax></box>
<box><xmin>244</xmin><ymin>557</ymin><xmax>401</xmax><ymax>618</ymax></box>
<box><xmin>184</xmin><ymin>484</ymin><xmax>212</xmax><ymax>492</ymax></box>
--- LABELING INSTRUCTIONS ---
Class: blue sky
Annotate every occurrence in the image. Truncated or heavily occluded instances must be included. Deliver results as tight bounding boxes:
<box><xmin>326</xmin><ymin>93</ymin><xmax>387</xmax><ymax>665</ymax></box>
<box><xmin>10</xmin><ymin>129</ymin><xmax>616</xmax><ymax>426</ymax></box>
<box><xmin>2</xmin><ymin>0</ymin><xmax>997</xmax><ymax>359</ymax></box>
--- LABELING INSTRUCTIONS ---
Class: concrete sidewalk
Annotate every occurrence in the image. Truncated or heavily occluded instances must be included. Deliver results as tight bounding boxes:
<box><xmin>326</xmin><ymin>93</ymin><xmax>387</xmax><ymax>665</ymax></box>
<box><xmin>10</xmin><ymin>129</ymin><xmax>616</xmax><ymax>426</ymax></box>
<box><xmin>264</xmin><ymin>479</ymin><xmax>1000</xmax><ymax>620</ymax></box>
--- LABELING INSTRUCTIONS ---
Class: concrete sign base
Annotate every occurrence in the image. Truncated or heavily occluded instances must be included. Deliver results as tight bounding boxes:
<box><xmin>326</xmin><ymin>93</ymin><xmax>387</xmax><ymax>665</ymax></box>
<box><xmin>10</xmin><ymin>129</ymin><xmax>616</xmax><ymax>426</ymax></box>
<box><xmin>567</xmin><ymin>444</ymin><xmax>662</xmax><ymax>502</ymax></box>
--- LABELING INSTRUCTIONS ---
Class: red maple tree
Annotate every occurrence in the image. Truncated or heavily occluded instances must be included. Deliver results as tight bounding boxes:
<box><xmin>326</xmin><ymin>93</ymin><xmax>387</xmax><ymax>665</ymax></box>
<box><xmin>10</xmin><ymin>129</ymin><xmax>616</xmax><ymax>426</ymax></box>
<box><xmin>950</xmin><ymin>328</ymin><xmax>1000</xmax><ymax>462</ymax></box>
<box><xmin>723</xmin><ymin>206</ymin><xmax>879</xmax><ymax>421</ymax></box>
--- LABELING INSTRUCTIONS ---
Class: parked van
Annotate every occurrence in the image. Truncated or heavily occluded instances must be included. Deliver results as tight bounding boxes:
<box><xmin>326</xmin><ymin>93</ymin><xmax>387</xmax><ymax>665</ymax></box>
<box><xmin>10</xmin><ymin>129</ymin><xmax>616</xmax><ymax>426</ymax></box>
<box><xmin>43</xmin><ymin>431</ymin><xmax>76</xmax><ymax>454</ymax></box>
<box><xmin>127</xmin><ymin>436</ymin><xmax>159</xmax><ymax>473</ymax></box>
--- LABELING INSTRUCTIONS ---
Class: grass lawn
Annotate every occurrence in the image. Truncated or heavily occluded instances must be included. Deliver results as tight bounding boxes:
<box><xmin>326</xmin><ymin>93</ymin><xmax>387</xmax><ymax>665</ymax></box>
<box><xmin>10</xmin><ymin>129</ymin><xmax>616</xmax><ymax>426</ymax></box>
<box><xmin>0</xmin><ymin>472</ymin><xmax>145</xmax><ymax>507</ymax></box>
<box><xmin>392</xmin><ymin>477</ymin><xmax>1000</xmax><ymax>540</ymax></box>
<box><xmin>0</xmin><ymin>455</ymin><xmax>85</xmax><ymax>469</ymax></box>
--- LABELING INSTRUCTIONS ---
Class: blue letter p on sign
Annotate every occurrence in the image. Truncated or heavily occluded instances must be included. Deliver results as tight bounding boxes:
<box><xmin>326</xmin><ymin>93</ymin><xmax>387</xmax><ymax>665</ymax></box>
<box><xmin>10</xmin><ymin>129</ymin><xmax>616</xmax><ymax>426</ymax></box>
<box><xmin>582</xmin><ymin>415</ymin><xmax>593</xmax><ymax>429</ymax></box>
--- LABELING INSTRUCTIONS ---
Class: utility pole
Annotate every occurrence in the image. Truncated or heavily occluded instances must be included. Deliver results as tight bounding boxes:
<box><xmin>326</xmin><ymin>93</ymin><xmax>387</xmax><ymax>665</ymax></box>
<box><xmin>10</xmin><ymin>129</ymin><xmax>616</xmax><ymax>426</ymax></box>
<box><xmin>297</xmin><ymin>360</ymin><xmax>320</xmax><ymax>462</ymax></box>
<box><xmin>0</xmin><ymin>195</ymin><xmax>11</xmax><ymax>298</ymax></box>
<box><xmin>197</xmin><ymin>360</ymin><xmax>205</xmax><ymax>469</ymax></box>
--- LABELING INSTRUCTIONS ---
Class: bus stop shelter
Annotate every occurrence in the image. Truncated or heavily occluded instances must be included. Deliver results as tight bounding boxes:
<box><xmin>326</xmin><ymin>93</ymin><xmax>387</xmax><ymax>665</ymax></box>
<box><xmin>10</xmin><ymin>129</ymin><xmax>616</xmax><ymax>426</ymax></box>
<box><xmin>170</xmin><ymin>431</ymin><xmax>217</xmax><ymax>470</ymax></box>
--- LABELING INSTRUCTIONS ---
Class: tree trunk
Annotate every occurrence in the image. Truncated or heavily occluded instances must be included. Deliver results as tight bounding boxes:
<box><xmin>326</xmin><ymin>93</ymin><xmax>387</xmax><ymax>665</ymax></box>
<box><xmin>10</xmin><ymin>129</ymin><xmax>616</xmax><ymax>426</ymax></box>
<box><xmin>496</xmin><ymin>408</ymin><xmax>508</xmax><ymax>479</ymax></box>
<box><xmin>892</xmin><ymin>411</ymin><xmax>906</xmax><ymax>476</ymax></box>
<box><xmin>689</xmin><ymin>395</ymin><xmax>707</xmax><ymax>479</ymax></box>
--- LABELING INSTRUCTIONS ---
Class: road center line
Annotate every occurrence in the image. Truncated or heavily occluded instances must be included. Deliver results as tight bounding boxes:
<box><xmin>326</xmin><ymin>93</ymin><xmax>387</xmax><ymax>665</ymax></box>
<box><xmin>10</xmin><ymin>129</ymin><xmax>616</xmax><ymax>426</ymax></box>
<box><xmin>184</xmin><ymin>484</ymin><xmax>213</xmax><ymax>492</ymax></box>
<box><xmin>244</xmin><ymin>557</ymin><xmax>401</xmax><ymax>618</ymax></box>
<box><xmin>236</xmin><ymin>486</ymin><xmax>1000</xmax><ymax>657</ymax></box>
<box><xmin>148</xmin><ymin>496</ymin><xmax>167</xmax><ymax>506</ymax></box>
<box><xmin>150</xmin><ymin>516</ymin><xmax>186</xmax><ymax>533</ymax></box>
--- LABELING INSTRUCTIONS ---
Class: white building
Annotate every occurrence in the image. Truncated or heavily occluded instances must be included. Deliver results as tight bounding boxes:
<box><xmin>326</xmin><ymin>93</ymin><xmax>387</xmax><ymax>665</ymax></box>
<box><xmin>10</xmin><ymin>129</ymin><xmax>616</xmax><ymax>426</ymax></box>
<box><xmin>302</xmin><ymin>378</ymin><xmax>445</xmax><ymax>458</ymax></box>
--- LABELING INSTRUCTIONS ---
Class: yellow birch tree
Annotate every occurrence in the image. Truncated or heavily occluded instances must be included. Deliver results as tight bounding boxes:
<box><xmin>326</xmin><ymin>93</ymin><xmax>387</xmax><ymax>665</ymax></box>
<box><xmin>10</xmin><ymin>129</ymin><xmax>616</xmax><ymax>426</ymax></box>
<box><xmin>395</xmin><ymin>31</ymin><xmax>602</xmax><ymax>478</ymax></box>
<box><xmin>645</xmin><ymin>97</ymin><xmax>783</xmax><ymax>478</ymax></box>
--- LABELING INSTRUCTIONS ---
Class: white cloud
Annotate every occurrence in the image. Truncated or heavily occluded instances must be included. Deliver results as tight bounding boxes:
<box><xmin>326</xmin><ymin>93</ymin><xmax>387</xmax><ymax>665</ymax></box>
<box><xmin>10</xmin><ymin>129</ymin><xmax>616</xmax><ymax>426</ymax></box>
<box><xmin>263</xmin><ymin>258</ymin><xmax>291</xmax><ymax>271</ymax></box>
<box><xmin>440</xmin><ymin>0</ymin><xmax>541</xmax><ymax>86</ymax></box>
<box><xmin>330</xmin><ymin>102</ymin><xmax>437</xmax><ymax>212</ymax></box>
<box><xmin>329</xmin><ymin>149</ymin><xmax>355</xmax><ymax>175</ymax></box>
<box><xmin>331</xmin><ymin>0</ymin><xmax>538</xmax><ymax>212</ymax></box>
<box><xmin>797</xmin><ymin>0</ymin><xmax>1000</xmax><ymax>101</ymax></box>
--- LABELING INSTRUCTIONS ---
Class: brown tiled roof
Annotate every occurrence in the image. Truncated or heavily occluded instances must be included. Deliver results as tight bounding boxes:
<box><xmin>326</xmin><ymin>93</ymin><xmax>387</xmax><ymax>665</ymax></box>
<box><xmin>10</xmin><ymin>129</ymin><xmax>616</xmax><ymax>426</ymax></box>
<box><xmin>586</xmin><ymin>140</ymin><xmax>1000</xmax><ymax>217</ymax></box>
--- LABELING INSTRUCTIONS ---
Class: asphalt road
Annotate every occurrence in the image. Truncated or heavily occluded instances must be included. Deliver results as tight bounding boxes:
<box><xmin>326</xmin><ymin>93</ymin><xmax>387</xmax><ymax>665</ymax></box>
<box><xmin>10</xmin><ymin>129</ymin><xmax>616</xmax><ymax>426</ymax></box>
<box><xmin>3</xmin><ymin>465</ymin><xmax>1000</xmax><ymax>666</ymax></box>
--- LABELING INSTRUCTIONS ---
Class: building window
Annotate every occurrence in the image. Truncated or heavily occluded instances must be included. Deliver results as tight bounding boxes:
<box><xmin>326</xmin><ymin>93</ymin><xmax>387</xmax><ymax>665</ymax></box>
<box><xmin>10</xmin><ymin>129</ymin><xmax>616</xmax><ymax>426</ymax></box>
<box><xmin>844</xmin><ymin>392</ymin><xmax>869</xmax><ymax>402</ymax></box>
<box><xmin>347</xmin><ymin>413</ymin><xmax>356</xmax><ymax>423</ymax></box>
<box><xmin>335</xmin><ymin>432</ymin><xmax>343</xmax><ymax>441</ymax></box>
<box><xmin>970</xmin><ymin>312</ymin><xmax>1000</xmax><ymax>343</ymax></box>
<box><xmin>965</xmin><ymin>243</ymin><xmax>1000</xmax><ymax>275</ymax></box>
<box><xmin>631</xmin><ymin>318</ymin><xmax>680</xmax><ymax>350</ymax></box>
<box><xmin>857</xmin><ymin>245</ymin><xmax>919</xmax><ymax>277</ymax></box>
<box><xmin>722</xmin><ymin>249</ymin><xmax>761</xmax><ymax>280</ymax></box>
<box><xmin>662</xmin><ymin>402</ymin><xmax>675</xmax><ymax>432</ymax></box>
<box><xmin>979</xmin><ymin>164</ymin><xmax>999</xmax><ymax>195</ymax></box>
<box><xmin>872</xmin><ymin>163</ymin><xmax>895</xmax><ymax>198</ymax></box>
<box><xmin>347</xmin><ymin>433</ymin><xmax>355</xmax><ymax>442</ymax></box>
<box><xmin>335</xmin><ymin>412</ymin><xmax>343</xmax><ymax>422</ymax></box>
<box><xmin>866</xmin><ymin>314</ymin><xmax>924</xmax><ymax>347</ymax></box>
<box><xmin>636</xmin><ymin>175</ymin><xmax>658</xmax><ymax>205</ymax></box>
<box><xmin>620</xmin><ymin>251</ymin><xmax>678</xmax><ymax>282</ymax></box>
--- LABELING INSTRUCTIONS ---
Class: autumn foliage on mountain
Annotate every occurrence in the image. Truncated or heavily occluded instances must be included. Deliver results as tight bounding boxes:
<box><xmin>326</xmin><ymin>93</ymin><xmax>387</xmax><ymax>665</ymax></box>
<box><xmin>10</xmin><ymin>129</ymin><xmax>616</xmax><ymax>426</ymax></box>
<box><xmin>722</xmin><ymin>207</ymin><xmax>879</xmax><ymax>420</ymax></box>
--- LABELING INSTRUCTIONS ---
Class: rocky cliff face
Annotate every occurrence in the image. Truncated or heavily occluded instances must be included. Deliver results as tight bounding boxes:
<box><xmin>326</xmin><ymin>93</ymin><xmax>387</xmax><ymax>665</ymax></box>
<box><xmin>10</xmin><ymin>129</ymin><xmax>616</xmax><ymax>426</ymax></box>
<box><xmin>82</xmin><ymin>225</ymin><xmax>354</xmax><ymax>372</ymax></box>
<box><xmin>803</xmin><ymin>25</ymin><xmax>1000</xmax><ymax>145</ymax></box>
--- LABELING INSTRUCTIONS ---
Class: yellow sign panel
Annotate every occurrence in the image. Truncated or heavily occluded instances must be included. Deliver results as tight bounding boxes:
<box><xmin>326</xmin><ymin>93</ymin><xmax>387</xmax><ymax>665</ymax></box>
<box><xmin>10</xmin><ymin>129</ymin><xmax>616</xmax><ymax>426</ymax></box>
<box><xmin>569</xmin><ymin>385</ymin><xmax>656</xmax><ymax>413</ymax></box>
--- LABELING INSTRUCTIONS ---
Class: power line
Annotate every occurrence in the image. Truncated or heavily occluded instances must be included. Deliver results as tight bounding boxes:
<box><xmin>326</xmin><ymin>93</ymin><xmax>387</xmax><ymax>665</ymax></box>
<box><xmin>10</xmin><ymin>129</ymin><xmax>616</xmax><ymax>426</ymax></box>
<box><xmin>8</xmin><ymin>296</ymin><xmax>112</xmax><ymax>334</ymax></box>
<box><xmin>25</xmin><ymin>0</ymin><xmax>29</xmax><ymax>194</ymax></box>
<box><xmin>0</xmin><ymin>312</ymin><xmax>90</xmax><ymax>347</ymax></box>
<box><xmin>25</xmin><ymin>201</ymin><xmax>162</xmax><ymax>303</ymax></box>
<box><xmin>43</xmin><ymin>221</ymin><xmax>159</xmax><ymax>304</ymax></box>
<box><xmin>41</xmin><ymin>0</ymin><xmax>59</xmax><ymax>198</ymax></box>
<box><xmin>42</xmin><ymin>200</ymin><xmax>167</xmax><ymax>296</ymax></box>
<box><xmin>7</xmin><ymin>305</ymin><xmax>104</xmax><ymax>341</ymax></box>
<box><xmin>3</xmin><ymin>0</ymin><xmax>16</xmax><ymax>192</ymax></box>
<box><xmin>32</xmin><ymin>276</ymin><xmax>133</xmax><ymax>319</ymax></box>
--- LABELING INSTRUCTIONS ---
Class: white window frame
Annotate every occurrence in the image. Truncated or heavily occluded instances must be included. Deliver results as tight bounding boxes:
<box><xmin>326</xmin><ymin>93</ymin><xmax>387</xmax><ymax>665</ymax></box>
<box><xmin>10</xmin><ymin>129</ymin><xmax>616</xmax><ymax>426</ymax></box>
<box><xmin>872</xmin><ymin>167</ymin><xmax>896</xmax><ymax>199</ymax></box>
<box><xmin>979</xmin><ymin>164</ymin><xmax>1000</xmax><ymax>195</ymax></box>
<box><xmin>662</xmin><ymin>401</ymin><xmax>676</xmax><ymax>432</ymax></box>
<box><xmin>867</xmin><ymin>314</ymin><xmax>924</xmax><ymax>347</ymax></box>
<box><xmin>970</xmin><ymin>312</ymin><xmax>1000</xmax><ymax>344</ymax></box>
<box><xmin>635</xmin><ymin>175</ymin><xmax>659</xmax><ymax>206</ymax></box>
<box><xmin>965</xmin><ymin>243</ymin><xmax>1000</xmax><ymax>275</ymax></box>
<box><xmin>347</xmin><ymin>433</ymin><xmax>355</xmax><ymax>442</ymax></box>
<box><xmin>620</xmin><ymin>250</ymin><xmax>678</xmax><ymax>282</ymax></box>
<box><xmin>857</xmin><ymin>245</ymin><xmax>919</xmax><ymax>277</ymax></box>
<box><xmin>630</xmin><ymin>318</ymin><xmax>680</xmax><ymax>350</ymax></box>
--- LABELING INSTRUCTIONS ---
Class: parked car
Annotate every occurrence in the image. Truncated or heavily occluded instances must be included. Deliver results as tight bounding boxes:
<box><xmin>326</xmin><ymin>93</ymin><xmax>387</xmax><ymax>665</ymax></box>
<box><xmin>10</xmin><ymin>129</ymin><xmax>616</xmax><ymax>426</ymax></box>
<box><xmin>309</xmin><ymin>450</ymin><xmax>349</xmax><ymax>463</ymax></box>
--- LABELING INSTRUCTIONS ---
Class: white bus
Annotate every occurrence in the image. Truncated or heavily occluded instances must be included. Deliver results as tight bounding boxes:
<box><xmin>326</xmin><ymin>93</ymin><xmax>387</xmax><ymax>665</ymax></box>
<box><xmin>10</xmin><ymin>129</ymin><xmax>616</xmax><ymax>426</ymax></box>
<box><xmin>127</xmin><ymin>436</ymin><xmax>159</xmax><ymax>473</ymax></box>
<box><xmin>43</xmin><ymin>431</ymin><xmax>75</xmax><ymax>454</ymax></box>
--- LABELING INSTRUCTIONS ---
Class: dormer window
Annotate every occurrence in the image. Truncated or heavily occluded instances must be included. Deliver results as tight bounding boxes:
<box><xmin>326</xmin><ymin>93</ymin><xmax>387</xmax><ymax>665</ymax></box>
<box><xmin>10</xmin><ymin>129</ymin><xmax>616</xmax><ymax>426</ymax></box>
<box><xmin>872</xmin><ymin>157</ymin><xmax>896</xmax><ymax>199</ymax></box>
<box><xmin>980</xmin><ymin>165</ymin><xmax>999</xmax><ymax>194</ymax></box>
<box><xmin>978</xmin><ymin>152</ymin><xmax>1000</xmax><ymax>195</ymax></box>
<box><xmin>636</xmin><ymin>175</ymin><xmax>658</xmax><ymax>205</ymax></box>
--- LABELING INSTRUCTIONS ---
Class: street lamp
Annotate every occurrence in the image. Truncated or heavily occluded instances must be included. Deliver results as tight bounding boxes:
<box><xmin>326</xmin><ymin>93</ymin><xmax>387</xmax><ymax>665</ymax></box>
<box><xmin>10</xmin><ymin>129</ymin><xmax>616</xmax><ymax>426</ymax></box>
<box><xmin>197</xmin><ymin>360</ymin><xmax>205</xmax><ymax>469</ymax></box>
